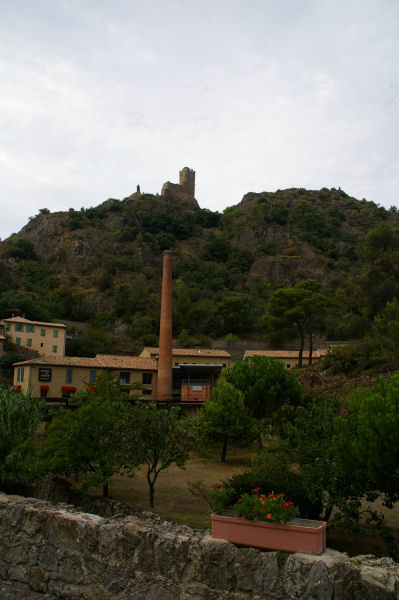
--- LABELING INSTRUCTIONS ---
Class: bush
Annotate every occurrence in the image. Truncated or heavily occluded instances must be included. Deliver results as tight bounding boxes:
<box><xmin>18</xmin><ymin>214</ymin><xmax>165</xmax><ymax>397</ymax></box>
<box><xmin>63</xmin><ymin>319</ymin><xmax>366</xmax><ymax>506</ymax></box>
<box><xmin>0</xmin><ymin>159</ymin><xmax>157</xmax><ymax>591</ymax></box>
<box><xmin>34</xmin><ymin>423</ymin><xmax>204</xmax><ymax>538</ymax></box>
<box><xmin>223</xmin><ymin>462</ymin><xmax>323</xmax><ymax>519</ymax></box>
<box><xmin>322</xmin><ymin>345</ymin><xmax>357</xmax><ymax>374</ymax></box>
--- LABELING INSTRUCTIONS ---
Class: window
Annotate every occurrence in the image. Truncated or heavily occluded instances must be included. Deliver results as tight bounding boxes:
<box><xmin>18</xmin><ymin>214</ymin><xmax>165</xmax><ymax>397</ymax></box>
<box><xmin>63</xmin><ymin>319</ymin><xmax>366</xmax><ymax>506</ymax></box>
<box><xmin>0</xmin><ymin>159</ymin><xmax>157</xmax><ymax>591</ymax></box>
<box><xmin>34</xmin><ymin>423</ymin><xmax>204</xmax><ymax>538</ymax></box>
<box><xmin>40</xmin><ymin>328</ymin><xmax>45</xmax><ymax>336</ymax></box>
<box><xmin>66</xmin><ymin>368</ymin><xmax>73</xmax><ymax>383</ymax></box>
<box><xmin>40</xmin><ymin>388</ymin><xmax>48</xmax><ymax>399</ymax></box>
<box><xmin>120</xmin><ymin>372</ymin><xmax>130</xmax><ymax>385</ymax></box>
<box><xmin>6</xmin><ymin>322</ymin><xmax>10</xmax><ymax>331</ymax></box>
<box><xmin>53</xmin><ymin>329</ymin><xmax>58</xmax><ymax>338</ymax></box>
<box><xmin>52</xmin><ymin>345</ymin><xmax>57</xmax><ymax>353</ymax></box>
<box><xmin>16</xmin><ymin>338</ymin><xmax>21</xmax><ymax>346</ymax></box>
<box><xmin>142</xmin><ymin>372</ymin><xmax>152</xmax><ymax>385</ymax></box>
<box><xmin>15</xmin><ymin>323</ymin><xmax>24</xmax><ymax>332</ymax></box>
<box><xmin>26</xmin><ymin>324</ymin><xmax>35</xmax><ymax>333</ymax></box>
<box><xmin>286</xmin><ymin>364</ymin><xmax>291</xmax><ymax>369</ymax></box>
<box><xmin>17</xmin><ymin>367</ymin><xmax>24</xmax><ymax>382</ymax></box>
<box><xmin>142</xmin><ymin>389</ymin><xmax>152</xmax><ymax>396</ymax></box>
<box><xmin>89</xmin><ymin>370</ymin><xmax>97</xmax><ymax>384</ymax></box>
<box><xmin>27</xmin><ymin>338</ymin><xmax>32</xmax><ymax>347</ymax></box>
<box><xmin>40</xmin><ymin>343</ymin><xmax>43</xmax><ymax>347</ymax></box>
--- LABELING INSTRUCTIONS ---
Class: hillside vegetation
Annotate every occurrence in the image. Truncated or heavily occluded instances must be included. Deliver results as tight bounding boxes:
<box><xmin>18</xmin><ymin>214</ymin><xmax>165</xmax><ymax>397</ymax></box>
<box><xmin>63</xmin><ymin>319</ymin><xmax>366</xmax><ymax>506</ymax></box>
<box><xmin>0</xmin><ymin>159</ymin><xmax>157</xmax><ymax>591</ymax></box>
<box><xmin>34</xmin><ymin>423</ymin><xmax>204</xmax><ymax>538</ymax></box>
<box><xmin>1</xmin><ymin>186</ymin><xmax>399</xmax><ymax>370</ymax></box>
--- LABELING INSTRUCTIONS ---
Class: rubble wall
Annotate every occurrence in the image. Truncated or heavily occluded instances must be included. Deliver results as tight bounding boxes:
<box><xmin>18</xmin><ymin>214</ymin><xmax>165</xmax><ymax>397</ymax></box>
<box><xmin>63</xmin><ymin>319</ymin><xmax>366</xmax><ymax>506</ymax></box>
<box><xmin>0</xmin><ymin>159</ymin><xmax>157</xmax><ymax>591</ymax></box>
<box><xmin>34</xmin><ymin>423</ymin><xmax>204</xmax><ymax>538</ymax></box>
<box><xmin>0</xmin><ymin>494</ymin><xmax>398</xmax><ymax>599</ymax></box>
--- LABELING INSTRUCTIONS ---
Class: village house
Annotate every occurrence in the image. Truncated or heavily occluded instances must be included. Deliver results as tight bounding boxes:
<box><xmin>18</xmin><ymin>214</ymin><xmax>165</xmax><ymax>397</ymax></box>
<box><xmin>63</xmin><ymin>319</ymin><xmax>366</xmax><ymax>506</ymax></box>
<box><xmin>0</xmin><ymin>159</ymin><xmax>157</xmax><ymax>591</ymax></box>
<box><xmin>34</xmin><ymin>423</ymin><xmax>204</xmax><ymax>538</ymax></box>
<box><xmin>243</xmin><ymin>349</ymin><xmax>329</xmax><ymax>369</ymax></box>
<box><xmin>12</xmin><ymin>354</ymin><xmax>157</xmax><ymax>404</ymax></box>
<box><xmin>1</xmin><ymin>316</ymin><xmax>67</xmax><ymax>357</ymax></box>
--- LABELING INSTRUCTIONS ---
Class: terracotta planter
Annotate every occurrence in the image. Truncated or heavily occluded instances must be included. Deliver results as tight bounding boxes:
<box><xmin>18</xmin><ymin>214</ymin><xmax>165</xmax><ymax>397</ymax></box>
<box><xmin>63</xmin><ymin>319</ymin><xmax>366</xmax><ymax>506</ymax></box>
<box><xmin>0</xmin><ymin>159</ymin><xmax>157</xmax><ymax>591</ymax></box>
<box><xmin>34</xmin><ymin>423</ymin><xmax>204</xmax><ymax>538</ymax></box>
<box><xmin>211</xmin><ymin>511</ymin><xmax>326</xmax><ymax>555</ymax></box>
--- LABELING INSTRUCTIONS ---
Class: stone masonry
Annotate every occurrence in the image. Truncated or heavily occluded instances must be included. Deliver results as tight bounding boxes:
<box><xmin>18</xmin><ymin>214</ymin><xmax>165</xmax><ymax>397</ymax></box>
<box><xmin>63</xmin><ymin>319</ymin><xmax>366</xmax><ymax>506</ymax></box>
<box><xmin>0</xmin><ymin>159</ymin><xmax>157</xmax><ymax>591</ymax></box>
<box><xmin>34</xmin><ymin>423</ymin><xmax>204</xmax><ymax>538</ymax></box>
<box><xmin>0</xmin><ymin>493</ymin><xmax>399</xmax><ymax>599</ymax></box>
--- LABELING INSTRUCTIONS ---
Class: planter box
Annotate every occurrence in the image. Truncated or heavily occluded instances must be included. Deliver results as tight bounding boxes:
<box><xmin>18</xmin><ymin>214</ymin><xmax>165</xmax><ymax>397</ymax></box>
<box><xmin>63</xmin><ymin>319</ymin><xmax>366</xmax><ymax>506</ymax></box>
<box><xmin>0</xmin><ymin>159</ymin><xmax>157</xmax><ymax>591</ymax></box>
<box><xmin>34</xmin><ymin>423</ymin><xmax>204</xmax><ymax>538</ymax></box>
<box><xmin>211</xmin><ymin>511</ymin><xmax>326</xmax><ymax>555</ymax></box>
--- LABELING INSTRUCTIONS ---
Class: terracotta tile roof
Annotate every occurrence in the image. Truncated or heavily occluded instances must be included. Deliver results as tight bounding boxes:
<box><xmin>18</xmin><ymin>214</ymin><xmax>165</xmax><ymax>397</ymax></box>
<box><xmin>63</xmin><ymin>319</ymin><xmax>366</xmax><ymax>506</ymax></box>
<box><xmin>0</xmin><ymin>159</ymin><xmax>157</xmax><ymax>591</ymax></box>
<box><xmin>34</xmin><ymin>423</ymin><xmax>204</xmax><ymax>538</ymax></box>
<box><xmin>0</xmin><ymin>335</ymin><xmax>6</xmax><ymax>340</ymax></box>
<box><xmin>13</xmin><ymin>354</ymin><xmax>157</xmax><ymax>370</ymax></box>
<box><xmin>243</xmin><ymin>350</ymin><xmax>327</xmax><ymax>359</ymax></box>
<box><xmin>95</xmin><ymin>354</ymin><xmax>157</xmax><ymax>370</ymax></box>
<box><xmin>142</xmin><ymin>347</ymin><xmax>231</xmax><ymax>358</ymax></box>
<box><xmin>13</xmin><ymin>356</ymin><xmax>101</xmax><ymax>367</ymax></box>
<box><xmin>2</xmin><ymin>316</ymin><xmax>66</xmax><ymax>328</ymax></box>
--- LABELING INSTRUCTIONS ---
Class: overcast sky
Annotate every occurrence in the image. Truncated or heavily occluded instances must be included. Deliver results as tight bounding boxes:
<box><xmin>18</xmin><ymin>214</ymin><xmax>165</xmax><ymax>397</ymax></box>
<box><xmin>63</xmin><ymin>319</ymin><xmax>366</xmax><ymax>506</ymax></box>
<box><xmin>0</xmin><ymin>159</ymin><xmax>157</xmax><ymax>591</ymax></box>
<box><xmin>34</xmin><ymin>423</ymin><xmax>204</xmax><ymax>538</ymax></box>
<box><xmin>1</xmin><ymin>0</ymin><xmax>399</xmax><ymax>240</ymax></box>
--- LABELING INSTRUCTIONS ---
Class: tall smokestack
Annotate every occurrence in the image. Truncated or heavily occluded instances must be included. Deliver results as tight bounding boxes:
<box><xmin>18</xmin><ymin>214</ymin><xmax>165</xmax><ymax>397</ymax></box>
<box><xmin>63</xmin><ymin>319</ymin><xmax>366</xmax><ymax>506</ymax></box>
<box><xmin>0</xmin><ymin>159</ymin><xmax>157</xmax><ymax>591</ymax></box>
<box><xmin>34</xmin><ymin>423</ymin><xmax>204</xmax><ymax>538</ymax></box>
<box><xmin>157</xmin><ymin>250</ymin><xmax>173</xmax><ymax>401</ymax></box>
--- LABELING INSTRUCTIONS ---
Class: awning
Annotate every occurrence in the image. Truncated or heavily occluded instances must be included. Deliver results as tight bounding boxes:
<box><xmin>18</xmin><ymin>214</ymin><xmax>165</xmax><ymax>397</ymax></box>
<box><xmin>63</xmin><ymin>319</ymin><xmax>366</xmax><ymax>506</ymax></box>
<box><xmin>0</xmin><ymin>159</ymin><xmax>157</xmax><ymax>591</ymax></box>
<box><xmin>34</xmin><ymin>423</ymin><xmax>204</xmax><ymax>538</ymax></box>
<box><xmin>61</xmin><ymin>386</ymin><xmax>77</xmax><ymax>392</ymax></box>
<box><xmin>13</xmin><ymin>385</ymin><xmax>22</xmax><ymax>390</ymax></box>
<box><xmin>40</xmin><ymin>385</ymin><xmax>49</xmax><ymax>391</ymax></box>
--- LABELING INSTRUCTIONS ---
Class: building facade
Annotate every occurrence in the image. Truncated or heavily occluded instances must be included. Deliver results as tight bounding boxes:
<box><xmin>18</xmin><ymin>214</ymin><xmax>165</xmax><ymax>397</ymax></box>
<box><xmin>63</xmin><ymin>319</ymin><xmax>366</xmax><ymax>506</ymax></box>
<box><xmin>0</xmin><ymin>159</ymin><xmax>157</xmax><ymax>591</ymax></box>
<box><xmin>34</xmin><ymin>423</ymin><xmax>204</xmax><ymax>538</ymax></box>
<box><xmin>243</xmin><ymin>349</ymin><xmax>328</xmax><ymax>369</ymax></box>
<box><xmin>139</xmin><ymin>347</ymin><xmax>231</xmax><ymax>402</ymax></box>
<box><xmin>13</xmin><ymin>354</ymin><xmax>157</xmax><ymax>404</ymax></box>
<box><xmin>1</xmin><ymin>317</ymin><xmax>67</xmax><ymax>357</ymax></box>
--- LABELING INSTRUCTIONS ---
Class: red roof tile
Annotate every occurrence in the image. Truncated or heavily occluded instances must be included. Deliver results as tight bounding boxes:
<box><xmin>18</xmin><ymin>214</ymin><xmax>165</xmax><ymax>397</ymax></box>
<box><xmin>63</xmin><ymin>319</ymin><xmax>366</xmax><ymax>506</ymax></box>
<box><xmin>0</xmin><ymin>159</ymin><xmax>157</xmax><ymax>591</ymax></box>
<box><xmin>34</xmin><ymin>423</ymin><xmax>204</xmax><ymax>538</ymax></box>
<box><xmin>142</xmin><ymin>347</ymin><xmax>231</xmax><ymax>358</ymax></box>
<box><xmin>2</xmin><ymin>316</ymin><xmax>66</xmax><ymax>328</ymax></box>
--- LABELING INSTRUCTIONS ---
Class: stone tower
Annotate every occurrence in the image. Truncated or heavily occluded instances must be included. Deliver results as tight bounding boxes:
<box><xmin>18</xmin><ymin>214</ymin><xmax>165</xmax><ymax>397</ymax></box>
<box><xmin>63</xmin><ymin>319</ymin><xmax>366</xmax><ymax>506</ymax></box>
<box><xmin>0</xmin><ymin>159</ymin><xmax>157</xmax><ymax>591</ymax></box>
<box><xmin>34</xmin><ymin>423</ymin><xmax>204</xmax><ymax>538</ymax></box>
<box><xmin>157</xmin><ymin>250</ymin><xmax>173</xmax><ymax>401</ymax></box>
<box><xmin>179</xmin><ymin>167</ymin><xmax>195</xmax><ymax>197</ymax></box>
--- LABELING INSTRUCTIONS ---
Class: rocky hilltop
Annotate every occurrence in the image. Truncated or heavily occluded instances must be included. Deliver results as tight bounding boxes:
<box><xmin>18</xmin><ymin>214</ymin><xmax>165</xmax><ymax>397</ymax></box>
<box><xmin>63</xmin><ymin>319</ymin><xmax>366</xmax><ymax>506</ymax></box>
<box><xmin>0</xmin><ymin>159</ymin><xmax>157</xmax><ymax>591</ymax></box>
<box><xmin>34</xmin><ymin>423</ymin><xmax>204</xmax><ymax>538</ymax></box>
<box><xmin>1</xmin><ymin>183</ymin><xmax>398</xmax><ymax>354</ymax></box>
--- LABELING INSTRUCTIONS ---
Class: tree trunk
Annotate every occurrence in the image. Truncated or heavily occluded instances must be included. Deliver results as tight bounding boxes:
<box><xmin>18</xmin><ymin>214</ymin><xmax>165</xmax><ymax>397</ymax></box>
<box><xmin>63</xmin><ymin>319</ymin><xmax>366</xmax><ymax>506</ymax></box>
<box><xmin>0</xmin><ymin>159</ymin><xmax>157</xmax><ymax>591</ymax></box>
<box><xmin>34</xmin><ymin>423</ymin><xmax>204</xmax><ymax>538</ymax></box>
<box><xmin>256</xmin><ymin>433</ymin><xmax>263</xmax><ymax>452</ymax></box>
<box><xmin>149</xmin><ymin>482</ymin><xmax>155</xmax><ymax>507</ymax></box>
<box><xmin>309</xmin><ymin>331</ymin><xmax>313</xmax><ymax>365</ymax></box>
<box><xmin>298</xmin><ymin>325</ymin><xmax>305</xmax><ymax>368</ymax></box>
<box><xmin>102</xmin><ymin>482</ymin><xmax>109</xmax><ymax>498</ymax></box>
<box><xmin>221</xmin><ymin>439</ymin><xmax>228</xmax><ymax>462</ymax></box>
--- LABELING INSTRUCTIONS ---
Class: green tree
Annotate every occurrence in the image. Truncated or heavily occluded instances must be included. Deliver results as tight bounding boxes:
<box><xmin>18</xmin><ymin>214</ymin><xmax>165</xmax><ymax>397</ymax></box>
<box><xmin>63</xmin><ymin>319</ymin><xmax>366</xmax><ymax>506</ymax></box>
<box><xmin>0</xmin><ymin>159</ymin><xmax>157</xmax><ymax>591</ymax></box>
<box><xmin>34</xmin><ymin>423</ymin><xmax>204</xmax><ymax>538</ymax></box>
<box><xmin>173</xmin><ymin>279</ymin><xmax>193</xmax><ymax>333</ymax></box>
<box><xmin>216</xmin><ymin>296</ymin><xmax>254</xmax><ymax>335</ymax></box>
<box><xmin>334</xmin><ymin>374</ymin><xmax>399</xmax><ymax>506</ymax></box>
<box><xmin>192</xmin><ymin>378</ymin><xmax>256</xmax><ymax>462</ymax></box>
<box><xmin>278</xmin><ymin>396</ymin><xmax>345</xmax><ymax>521</ymax></box>
<box><xmin>224</xmin><ymin>356</ymin><xmax>304</xmax><ymax>449</ymax></box>
<box><xmin>121</xmin><ymin>403</ymin><xmax>191</xmax><ymax>507</ymax></box>
<box><xmin>262</xmin><ymin>280</ymin><xmax>329</xmax><ymax>366</ymax></box>
<box><xmin>31</xmin><ymin>375</ymin><xmax>131</xmax><ymax>497</ymax></box>
<box><xmin>0</xmin><ymin>387</ymin><xmax>44</xmax><ymax>491</ymax></box>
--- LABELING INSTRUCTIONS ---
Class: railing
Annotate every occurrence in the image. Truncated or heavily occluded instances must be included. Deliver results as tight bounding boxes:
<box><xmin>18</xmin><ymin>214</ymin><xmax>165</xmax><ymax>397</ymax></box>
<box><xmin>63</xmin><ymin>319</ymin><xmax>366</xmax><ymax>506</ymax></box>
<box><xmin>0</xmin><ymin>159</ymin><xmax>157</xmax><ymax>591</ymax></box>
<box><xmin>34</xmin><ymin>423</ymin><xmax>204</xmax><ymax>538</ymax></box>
<box><xmin>181</xmin><ymin>379</ymin><xmax>211</xmax><ymax>386</ymax></box>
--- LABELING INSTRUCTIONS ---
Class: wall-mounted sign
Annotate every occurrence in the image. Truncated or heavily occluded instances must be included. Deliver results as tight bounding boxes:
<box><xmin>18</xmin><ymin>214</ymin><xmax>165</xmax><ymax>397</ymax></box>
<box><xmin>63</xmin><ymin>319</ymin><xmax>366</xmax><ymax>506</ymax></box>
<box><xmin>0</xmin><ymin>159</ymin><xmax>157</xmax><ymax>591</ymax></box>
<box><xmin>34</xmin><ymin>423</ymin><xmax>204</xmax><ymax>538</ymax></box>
<box><xmin>38</xmin><ymin>368</ymin><xmax>52</xmax><ymax>382</ymax></box>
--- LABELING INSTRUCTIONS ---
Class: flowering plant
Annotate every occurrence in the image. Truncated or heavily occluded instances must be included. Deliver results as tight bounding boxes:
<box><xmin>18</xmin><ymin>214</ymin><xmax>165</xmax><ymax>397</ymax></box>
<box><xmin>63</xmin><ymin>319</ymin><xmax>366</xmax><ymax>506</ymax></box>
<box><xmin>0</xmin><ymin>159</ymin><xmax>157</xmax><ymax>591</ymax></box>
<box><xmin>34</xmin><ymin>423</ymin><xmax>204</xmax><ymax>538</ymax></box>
<box><xmin>232</xmin><ymin>489</ymin><xmax>299</xmax><ymax>522</ymax></box>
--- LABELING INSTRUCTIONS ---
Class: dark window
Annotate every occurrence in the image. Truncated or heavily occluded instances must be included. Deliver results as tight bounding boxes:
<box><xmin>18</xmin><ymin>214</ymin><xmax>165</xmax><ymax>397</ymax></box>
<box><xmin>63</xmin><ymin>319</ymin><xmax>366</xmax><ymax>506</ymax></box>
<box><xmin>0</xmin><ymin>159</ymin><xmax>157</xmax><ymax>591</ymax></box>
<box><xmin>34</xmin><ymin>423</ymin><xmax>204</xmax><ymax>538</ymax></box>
<box><xmin>89</xmin><ymin>370</ymin><xmax>96</xmax><ymax>384</ymax></box>
<box><xmin>142</xmin><ymin>389</ymin><xmax>152</xmax><ymax>396</ymax></box>
<box><xmin>120</xmin><ymin>372</ymin><xmax>130</xmax><ymax>385</ymax></box>
<box><xmin>66</xmin><ymin>368</ymin><xmax>73</xmax><ymax>383</ymax></box>
<box><xmin>142</xmin><ymin>372</ymin><xmax>152</xmax><ymax>385</ymax></box>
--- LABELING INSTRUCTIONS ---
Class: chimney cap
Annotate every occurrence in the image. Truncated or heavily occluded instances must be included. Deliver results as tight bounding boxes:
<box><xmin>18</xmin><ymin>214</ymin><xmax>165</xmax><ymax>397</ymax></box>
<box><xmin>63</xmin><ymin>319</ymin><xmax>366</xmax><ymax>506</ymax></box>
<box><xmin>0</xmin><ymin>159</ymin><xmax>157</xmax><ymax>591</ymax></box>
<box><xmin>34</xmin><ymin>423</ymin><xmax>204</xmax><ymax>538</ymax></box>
<box><xmin>163</xmin><ymin>250</ymin><xmax>173</xmax><ymax>255</ymax></box>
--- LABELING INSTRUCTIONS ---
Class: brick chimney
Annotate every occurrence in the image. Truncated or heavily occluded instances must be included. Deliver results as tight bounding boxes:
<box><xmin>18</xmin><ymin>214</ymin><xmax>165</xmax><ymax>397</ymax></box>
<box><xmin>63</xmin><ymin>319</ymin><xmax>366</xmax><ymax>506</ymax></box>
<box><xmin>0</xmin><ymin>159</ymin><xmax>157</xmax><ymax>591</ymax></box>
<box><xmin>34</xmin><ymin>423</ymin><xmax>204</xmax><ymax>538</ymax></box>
<box><xmin>157</xmin><ymin>250</ymin><xmax>173</xmax><ymax>401</ymax></box>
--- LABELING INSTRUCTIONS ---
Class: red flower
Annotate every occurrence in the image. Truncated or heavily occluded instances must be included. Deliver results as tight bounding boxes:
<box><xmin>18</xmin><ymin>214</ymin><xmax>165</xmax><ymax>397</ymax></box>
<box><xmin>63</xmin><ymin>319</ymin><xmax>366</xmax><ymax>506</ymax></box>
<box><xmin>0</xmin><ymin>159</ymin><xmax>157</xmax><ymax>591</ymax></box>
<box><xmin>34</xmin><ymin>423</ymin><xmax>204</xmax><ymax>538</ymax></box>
<box><xmin>267</xmin><ymin>513</ymin><xmax>273</xmax><ymax>520</ymax></box>
<box><xmin>260</xmin><ymin>494</ymin><xmax>266</xmax><ymax>499</ymax></box>
<box><xmin>237</xmin><ymin>498</ymin><xmax>242</xmax><ymax>504</ymax></box>
<box><xmin>215</xmin><ymin>483</ymin><xmax>222</xmax><ymax>489</ymax></box>
<box><xmin>284</xmin><ymin>503</ymin><xmax>290</xmax><ymax>509</ymax></box>
<box><xmin>252</xmin><ymin>487</ymin><xmax>260</xmax><ymax>493</ymax></box>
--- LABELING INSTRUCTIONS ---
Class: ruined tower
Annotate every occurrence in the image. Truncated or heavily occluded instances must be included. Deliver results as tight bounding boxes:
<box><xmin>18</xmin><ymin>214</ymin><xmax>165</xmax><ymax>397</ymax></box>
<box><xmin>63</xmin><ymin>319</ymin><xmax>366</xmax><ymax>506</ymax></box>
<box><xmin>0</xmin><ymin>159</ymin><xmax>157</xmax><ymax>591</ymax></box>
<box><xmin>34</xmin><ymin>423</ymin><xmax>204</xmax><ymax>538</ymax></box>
<box><xmin>179</xmin><ymin>167</ymin><xmax>195</xmax><ymax>197</ymax></box>
<box><xmin>157</xmin><ymin>250</ymin><xmax>173</xmax><ymax>401</ymax></box>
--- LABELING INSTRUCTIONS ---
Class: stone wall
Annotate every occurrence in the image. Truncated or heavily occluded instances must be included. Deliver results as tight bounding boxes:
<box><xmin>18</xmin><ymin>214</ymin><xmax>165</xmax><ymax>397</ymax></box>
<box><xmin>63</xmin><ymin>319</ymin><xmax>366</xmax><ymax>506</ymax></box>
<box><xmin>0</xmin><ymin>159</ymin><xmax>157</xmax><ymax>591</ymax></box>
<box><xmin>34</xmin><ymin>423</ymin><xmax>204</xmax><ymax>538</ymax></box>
<box><xmin>0</xmin><ymin>493</ymin><xmax>398</xmax><ymax>599</ymax></box>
